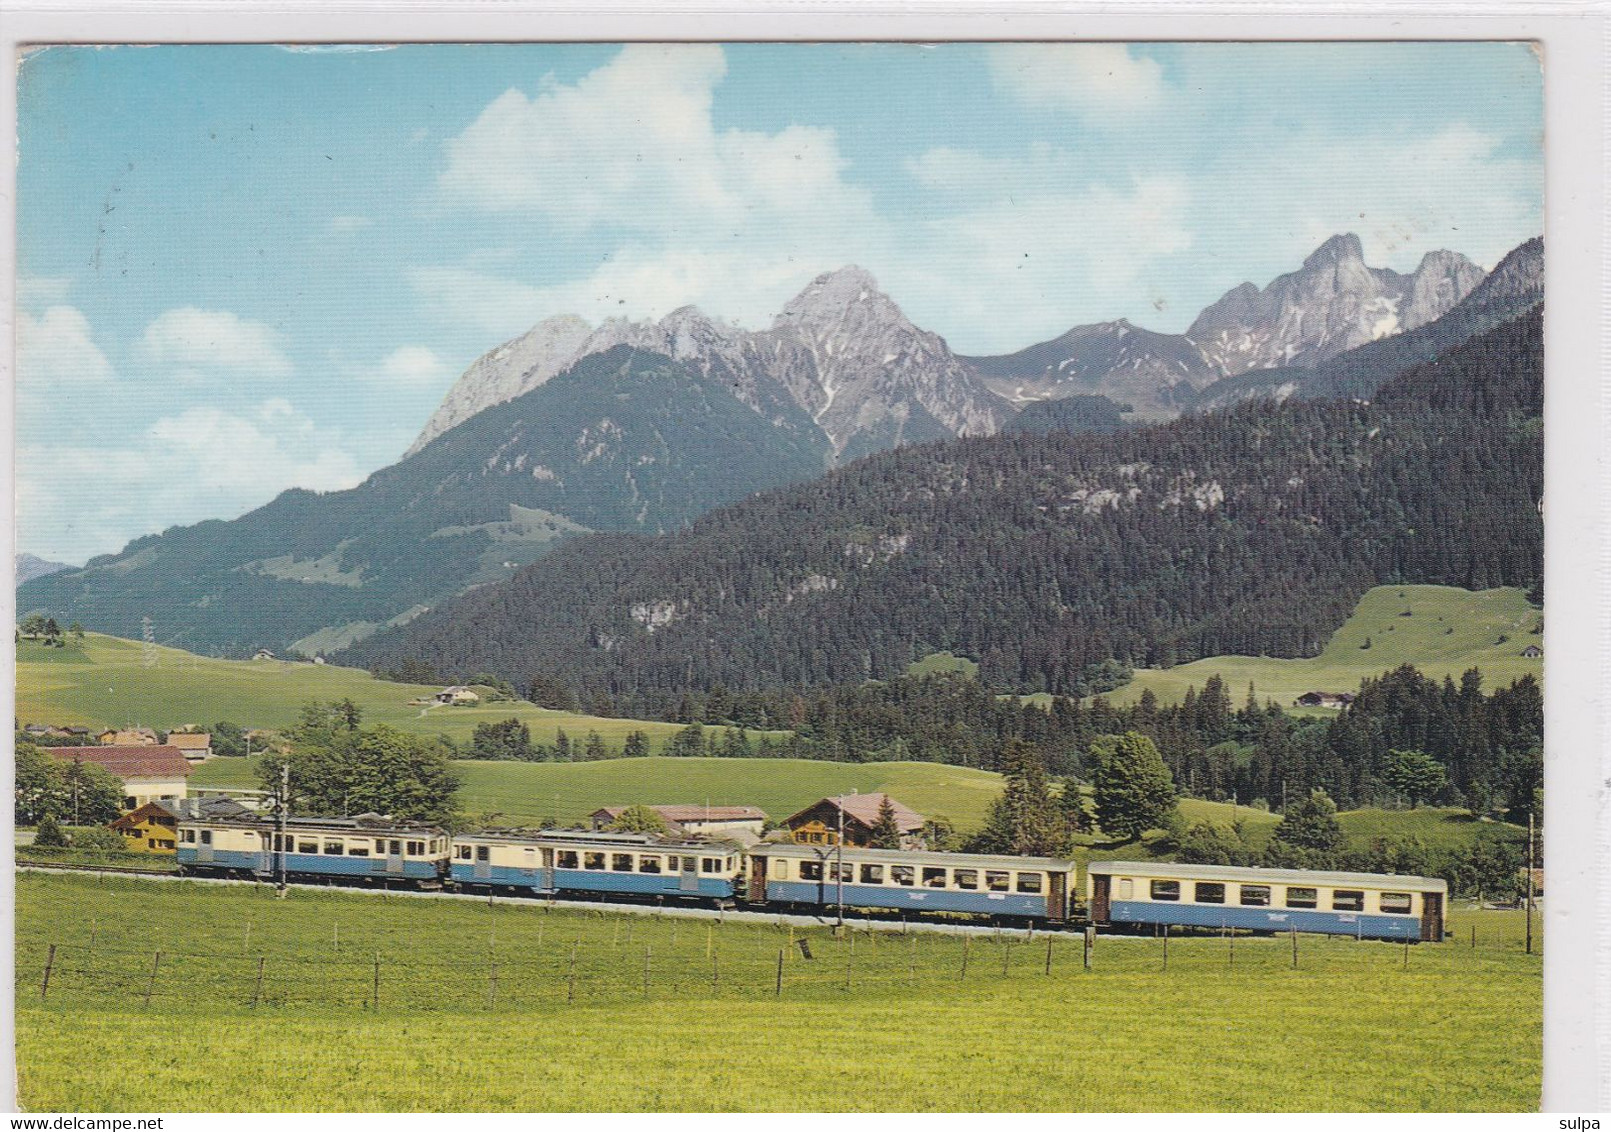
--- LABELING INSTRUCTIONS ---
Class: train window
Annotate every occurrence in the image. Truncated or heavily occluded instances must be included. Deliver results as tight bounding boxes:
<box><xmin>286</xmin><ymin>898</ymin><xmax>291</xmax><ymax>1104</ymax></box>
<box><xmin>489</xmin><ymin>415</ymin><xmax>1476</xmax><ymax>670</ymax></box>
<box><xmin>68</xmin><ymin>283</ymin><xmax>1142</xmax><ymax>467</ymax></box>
<box><xmin>954</xmin><ymin>869</ymin><xmax>978</xmax><ymax>890</ymax></box>
<box><xmin>476</xmin><ymin>845</ymin><xmax>491</xmax><ymax>862</ymax></box>
<box><xmin>1285</xmin><ymin>887</ymin><xmax>1317</xmax><ymax>908</ymax></box>
<box><xmin>638</xmin><ymin>856</ymin><xmax>663</xmax><ymax>874</ymax></box>
<box><xmin>800</xmin><ymin>861</ymin><xmax>824</xmax><ymax>881</ymax></box>
<box><xmin>892</xmin><ymin>865</ymin><xmax>915</xmax><ymax>886</ymax></box>
<box><xmin>200</xmin><ymin>830</ymin><xmax>212</xmax><ymax>845</ymax></box>
<box><xmin>558</xmin><ymin>851</ymin><xmax>580</xmax><ymax>869</ymax></box>
<box><xmin>376</xmin><ymin>840</ymin><xmax>387</xmax><ymax>854</ymax></box>
<box><xmin>922</xmin><ymin>867</ymin><xmax>948</xmax><ymax>888</ymax></box>
<box><xmin>181</xmin><ymin>830</ymin><xmax>196</xmax><ymax>843</ymax></box>
<box><xmin>348</xmin><ymin>844</ymin><xmax>370</xmax><ymax>857</ymax></box>
<box><xmin>1194</xmin><ymin>883</ymin><xmax>1226</xmax><ymax>904</ymax></box>
<box><xmin>727</xmin><ymin>857</ymin><xmax>736</xmax><ymax>870</ymax></box>
<box><xmin>324</xmin><ymin>842</ymin><xmax>344</xmax><ymax>855</ymax></box>
<box><xmin>1379</xmin><ymin>892</ymin><xmax>1413</xmax><ymax>914</ymax></box>
<box><xmin>585</xmin><ymin>852</ymin><xmax>606</xmax><ymax>870</ymax></box>
<box><xmin>1239</xmin><ymin>885</ymin><xmax>1271</xmax><ymax>907</ymax></box>
<box><xmin>406</xmin><ymin>840</ymin><xmax>425</xmax><ymax>856</ymax></box>
<box><xmin>612</xmin><ymin>854</ymin><xmax>634</xmax><ymax>872</ymax></box>
<box><xmin>986</xmin><ymin>871</ymin><xmax>1010</xmax><ymax>892</ymax></box>
<box><xmin>1332</xmin><ymin>890</ymin><xmax>1365</xmax><ymax>912</ymax></box>
<box><xmin>455</xmin><ymin>845</ymin><xmax>470</xmax><ymax>860</ymax></box>
<box><xmin>831</xmin><ymin>861</ymin><xmax>855</xmax><ymax>882</ymax></box>
<box><xmin>299</xmin><ymin>841</ymin><xmax>319</xmax><ymax>854</ymax></box>
<box><xmin>774</xmin><ymin>860</ymin><xmax>789</xmax><ymax>880</ymax></box>
<box><xmin>701</xmin><ymin>857</ymin><xmax>720</xmax><ymax>873</ymax></box>
<box><xmin>1016</xmin><ymin>873</ymin><xmax>1043</xmax><ymax>894</ymax></box>
<box><xmin>1150</xmin><ymin>880</ymin><xmax>1180</xmax><ymax>901</ymax></box>
<box><xmin>860</xmin><ymin>864</ymin><xmax>884</xmax><ymax>884</ymax></box>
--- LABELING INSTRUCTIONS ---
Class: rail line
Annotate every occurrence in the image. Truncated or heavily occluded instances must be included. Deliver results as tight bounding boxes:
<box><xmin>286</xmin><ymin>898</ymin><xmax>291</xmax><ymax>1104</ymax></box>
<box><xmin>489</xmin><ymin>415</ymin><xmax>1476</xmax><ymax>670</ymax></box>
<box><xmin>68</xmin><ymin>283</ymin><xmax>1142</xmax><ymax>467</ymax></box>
<box><xmin>15</xmin><ymin>862</ymin><xmax>1049</xmax><ymax>938</ymax></box>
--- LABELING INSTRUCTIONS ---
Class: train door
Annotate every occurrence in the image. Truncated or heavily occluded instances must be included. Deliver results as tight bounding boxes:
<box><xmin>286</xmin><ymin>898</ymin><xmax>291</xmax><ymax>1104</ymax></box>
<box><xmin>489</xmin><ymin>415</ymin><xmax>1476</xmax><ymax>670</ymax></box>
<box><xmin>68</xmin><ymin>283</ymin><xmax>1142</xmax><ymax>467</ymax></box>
<box><xmin>1420</xmin><ymin>892</ymin><xmax>1444</xmax><ymax>941</ymax></box>
<box><xmin>679</xmin><ymin>855</ymin><xmax>700</xmax><ymax>893</ymax></box>
<box><xmin>197</xmin><ymin>828</ymin><xmax>214</xmax><ymax>864</ymax></box>
<box><xmin>1090</xmin><ymin>874</ymin><xmax>1111</xmax><ymax>923</ymax></box>
<box><xmin>386</xmin><ymin>838</ymin><xmax>406</xmax><ymax>876</ymax></box>
<box><xmin>472</xmin><ymin>843</ymin><xmax>492</xmax><ymax>882</ymax></box>
<box><xmin>1048</xmin><ymin>871</ymin><xmax>1069</xmax><ymax>922</ymax></box>
<box><xmin>539</xmin><ymin>847</ymin><xmax>554</xmax><ymax>891</ymax></box>
<box><xmin>747</xmin><ymin>855</ymin><xmax>768</xmax><ymax>902</ymax></box>
<box><xmin>255</xmin><ymin>834</ymin><xmax>270</xmax><ymax>875</ymax></box>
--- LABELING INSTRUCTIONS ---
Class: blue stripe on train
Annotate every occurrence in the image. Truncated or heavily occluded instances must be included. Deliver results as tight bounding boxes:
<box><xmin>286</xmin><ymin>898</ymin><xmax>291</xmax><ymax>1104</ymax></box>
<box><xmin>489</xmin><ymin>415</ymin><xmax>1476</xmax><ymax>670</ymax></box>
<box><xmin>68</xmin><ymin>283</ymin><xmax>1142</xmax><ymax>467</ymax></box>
<box><xmin>1106</xmin><ymin>899</ymin><xmax>1422</xmax><ymax>939</ymax></box>
<box><xmin>177</xmin><ymin>847</ymin><xmax>441</xmax><ymax>880</ymax></box>
<box><xmin>449</xmin><ymin>863</ymin><xmax>734</xmax><ymax>898</ymax></box>
<box><xmin>767</xmin><ymin>879</ymin><xmax>1048</xmax><ymax>918</ymax></box>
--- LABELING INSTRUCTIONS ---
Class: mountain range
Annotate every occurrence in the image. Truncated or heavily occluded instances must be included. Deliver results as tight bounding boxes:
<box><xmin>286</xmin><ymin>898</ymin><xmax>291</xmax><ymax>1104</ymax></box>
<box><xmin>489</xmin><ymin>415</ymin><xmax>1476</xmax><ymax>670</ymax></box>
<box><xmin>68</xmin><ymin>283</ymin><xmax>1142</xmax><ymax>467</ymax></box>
<box><xmin>18</xmin><ymin>235</ymin><xmax>1541</xmax><ymax>657</ymax></box>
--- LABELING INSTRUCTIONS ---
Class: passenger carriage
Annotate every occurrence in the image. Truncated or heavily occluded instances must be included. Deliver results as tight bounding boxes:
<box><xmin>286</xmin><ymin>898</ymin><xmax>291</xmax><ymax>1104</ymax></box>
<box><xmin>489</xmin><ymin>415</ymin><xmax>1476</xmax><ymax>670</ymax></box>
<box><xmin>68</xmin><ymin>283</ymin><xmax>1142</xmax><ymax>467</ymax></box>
<box><xmin>175</xmin><ymin>813</ymin><xmax>450</xmax><ymax>886</ymax></box>
<box><xmin>1086</xmin><ymin>861</ymin><xmax>1447</xmax><ymax>941</ymax></box>
<box><xmin>450</xmin><ymin>829</ymin><xmax>743</xmax><ymax>902</ymax></box>
<box><xmin>747</xmin><ymin>844</ymin><xmax>1077</xmax><ymax>923</ymax></box>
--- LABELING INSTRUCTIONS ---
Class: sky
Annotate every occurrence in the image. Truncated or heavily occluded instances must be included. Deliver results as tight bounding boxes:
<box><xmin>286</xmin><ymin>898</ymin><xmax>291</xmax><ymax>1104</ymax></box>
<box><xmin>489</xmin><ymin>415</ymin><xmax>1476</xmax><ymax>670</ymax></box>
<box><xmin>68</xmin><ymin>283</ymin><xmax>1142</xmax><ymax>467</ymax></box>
<box><xmin>14</xmin><ymin>41</ymin><xmax>1543</xmax><ymax>565</ymax></box>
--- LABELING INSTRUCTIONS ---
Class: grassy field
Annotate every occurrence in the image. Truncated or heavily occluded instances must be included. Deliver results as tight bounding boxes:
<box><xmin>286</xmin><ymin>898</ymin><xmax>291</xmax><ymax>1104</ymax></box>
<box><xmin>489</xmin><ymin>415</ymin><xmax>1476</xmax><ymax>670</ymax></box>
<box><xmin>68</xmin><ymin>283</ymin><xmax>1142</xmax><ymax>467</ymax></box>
<box><xmin>1095</xmin><ymin>585</ymin><xmax>1542</xmax><ymax>710</ymax></box>
<box><xmin>15</xmin><ymin>633</ymin><xmax>784</xmax><ymax>752</ymax></box>
<box><xmin>193</xmin><ymin>755</ymin><xmax>1007</xmax><ymax>831</ymax></box>
<box><xmin>12</xmin><ymin>872</ymin><xmax>1540</xmax><ymax>1111</ymax></box>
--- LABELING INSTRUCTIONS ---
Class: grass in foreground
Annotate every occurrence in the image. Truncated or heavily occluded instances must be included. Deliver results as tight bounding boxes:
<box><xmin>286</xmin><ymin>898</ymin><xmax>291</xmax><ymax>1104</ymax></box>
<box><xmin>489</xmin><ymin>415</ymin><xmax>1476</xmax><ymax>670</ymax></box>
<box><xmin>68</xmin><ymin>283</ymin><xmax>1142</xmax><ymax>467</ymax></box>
<box><xmin>14</xmin><ymin>873</ymin><xmax>1539</xmax><ymax>1112</ymax></box>
<box><xmin>1096</xmin><ymin>585</ymin><xmax>1542</xmax><ymax>711</ymax></box>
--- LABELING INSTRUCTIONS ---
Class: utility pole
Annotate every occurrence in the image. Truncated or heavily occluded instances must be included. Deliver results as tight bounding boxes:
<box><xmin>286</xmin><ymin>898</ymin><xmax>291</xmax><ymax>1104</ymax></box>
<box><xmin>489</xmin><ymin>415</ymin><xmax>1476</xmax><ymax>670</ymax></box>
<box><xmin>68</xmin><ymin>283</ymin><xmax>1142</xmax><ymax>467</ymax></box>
<box><xmin>276</xmin><ymin>761</ymin><xmax>289</xmax><ymax>898</ymax></box>
<box><xmin>836</xmin><ymin>795</ymin><xmax>846</xmax><ymax>931</ymax></box>
<box><xmin>1525</xmin><ymin>810</ymin><xmax>1535</xmax><ymax>955</ymax></box>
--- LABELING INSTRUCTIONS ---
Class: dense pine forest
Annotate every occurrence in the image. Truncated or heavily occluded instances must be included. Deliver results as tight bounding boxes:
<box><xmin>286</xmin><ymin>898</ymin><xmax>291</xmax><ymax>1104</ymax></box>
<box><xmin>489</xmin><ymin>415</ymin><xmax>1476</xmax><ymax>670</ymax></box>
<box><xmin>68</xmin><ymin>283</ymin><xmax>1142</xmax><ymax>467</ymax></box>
<box><xmin>345</xmin><ymin>308</ymin><xmax>1543</xmax><ymax>709</ymax></box>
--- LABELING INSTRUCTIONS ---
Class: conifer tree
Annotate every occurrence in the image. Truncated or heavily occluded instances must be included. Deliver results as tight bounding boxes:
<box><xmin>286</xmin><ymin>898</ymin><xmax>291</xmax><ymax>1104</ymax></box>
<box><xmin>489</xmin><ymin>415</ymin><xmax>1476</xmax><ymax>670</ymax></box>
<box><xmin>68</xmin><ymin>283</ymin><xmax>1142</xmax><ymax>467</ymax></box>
<box><xmin>869</xmin><ymin>796</ymin><xmax>903</xmax><ymax>849</ymax></box>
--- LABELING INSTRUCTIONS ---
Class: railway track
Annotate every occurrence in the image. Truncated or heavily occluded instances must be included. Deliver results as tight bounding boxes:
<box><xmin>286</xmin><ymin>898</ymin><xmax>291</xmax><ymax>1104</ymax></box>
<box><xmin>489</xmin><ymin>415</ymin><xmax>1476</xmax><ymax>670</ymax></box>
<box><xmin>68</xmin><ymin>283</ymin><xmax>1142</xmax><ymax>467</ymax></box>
<box><xmin>15</xmin><ymin>861</ymin><xmax>1050</xmax><ymax>938</ymax></box>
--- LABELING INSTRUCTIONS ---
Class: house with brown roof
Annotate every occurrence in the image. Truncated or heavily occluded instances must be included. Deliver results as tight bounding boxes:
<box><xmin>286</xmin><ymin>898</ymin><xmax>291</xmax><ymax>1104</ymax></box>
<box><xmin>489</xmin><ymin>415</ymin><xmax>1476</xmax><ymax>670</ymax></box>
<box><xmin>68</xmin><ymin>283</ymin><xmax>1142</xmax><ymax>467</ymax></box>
<box><xmin>167</xmin><ymin>732</ymin><xmax>214</xmax><ymax>762</ymax></box>
<box><xmin>589</xmin><ymin>804</ymin><xmax>767</xmax><ymax>839</ymax></box>
<box><xmin>48</xmin><ymin>745</ymin><xmax>192</xmax><ymax>811</ymax></box>
<box><xmin>99</xmin><ymin>727</ymin><xmax>159</xmax><ymax>746</ymax></box>
<box><xmin>110</xmin><ymin>796</ymin><xmax>252</xmax><ymax>853</ymax></box>
<box><xmin>783</xmin><ymin>793</ymin><xmax>926</xmax><ymax>849</ymax></box>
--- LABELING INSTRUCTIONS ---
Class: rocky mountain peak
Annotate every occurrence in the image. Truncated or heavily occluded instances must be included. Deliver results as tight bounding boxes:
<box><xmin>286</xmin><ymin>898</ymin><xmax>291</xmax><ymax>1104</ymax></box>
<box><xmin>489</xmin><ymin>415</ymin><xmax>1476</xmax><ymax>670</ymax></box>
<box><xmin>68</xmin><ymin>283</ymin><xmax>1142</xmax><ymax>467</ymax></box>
<box><xmin>1304</xmin><ymin>232</ymin><xmax>1366</xmax><ymax>269</ymax></box>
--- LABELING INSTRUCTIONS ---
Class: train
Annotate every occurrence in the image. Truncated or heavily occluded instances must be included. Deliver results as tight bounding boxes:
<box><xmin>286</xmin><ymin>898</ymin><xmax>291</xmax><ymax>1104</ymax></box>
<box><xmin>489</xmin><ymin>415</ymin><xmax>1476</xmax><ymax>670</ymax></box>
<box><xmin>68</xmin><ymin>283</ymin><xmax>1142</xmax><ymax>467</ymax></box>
<box><xmin>173</xmin><ymin>810</ymin><xmax>1447</xmax><ymax>941</ymax></box>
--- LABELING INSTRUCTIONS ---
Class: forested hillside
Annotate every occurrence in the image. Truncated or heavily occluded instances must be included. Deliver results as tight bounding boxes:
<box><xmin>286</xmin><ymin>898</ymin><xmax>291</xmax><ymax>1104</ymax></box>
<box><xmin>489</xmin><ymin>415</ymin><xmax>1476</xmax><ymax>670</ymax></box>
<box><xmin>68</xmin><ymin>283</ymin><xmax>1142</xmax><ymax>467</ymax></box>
<box><xmin>344</xmin><ymin>308</ymin><xmax>1543</xmax><ymax>710</ymax></box>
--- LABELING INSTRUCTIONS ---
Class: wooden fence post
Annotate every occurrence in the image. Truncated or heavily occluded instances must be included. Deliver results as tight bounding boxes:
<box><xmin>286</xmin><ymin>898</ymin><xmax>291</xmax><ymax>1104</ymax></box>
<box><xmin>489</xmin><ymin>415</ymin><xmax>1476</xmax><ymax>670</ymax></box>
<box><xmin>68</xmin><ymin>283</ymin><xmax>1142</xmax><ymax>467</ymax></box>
<box><xmin>909</xmin><ymin>935</ymin><xmax>918</xmax><ymax>982</ymax></box>
<box><xmin>372</xmin><ymin>953</ymin><xmax>381</xmax><ymax>1011</ymax></box>
<box><xmin>1044</xmin><ymin>936</ymin><xmax>1053</xmax><ymax>976</ymax></box>
<box><xmin>251</xmin><ymin>955</ymin><xmax>266</xmax><ymax>1009</ymax></box>
<box><xmin>960</xmin><ymin>936</ymin><xmax>971</xmax><ymax>981</ymax></box>
<box><xmin>711</xmin><ymin>952</ymin><xmax>720</xmax><ymax>993</ymax></box>
<box><xmin>1084</xmin><ymin>926</ymin><xmax>1094</xmax><ymax>970</ymax></box>
<box><xmin>1002</xmin><ymin>940</ymin><xmax>1011</xmax><ymax>977</ymax></box>
<box><xmin>643</xmin><ymin>945</ymin><xmax>652</xmax><ymax>999</ymax></box>
<box><xmin>40</xmin><ymin>944</ymin><xmax>56</xmax><ymax>1001</ymax></box>
<box><xmin>775</xmin><ymin>949</ymin><xmax>784</xmax><ymax>996</ymax></box>
<box><xmin>1228</xmin><ymin>926</ymin><xmax>1234</xmax><ymax>967</ymax></box>
<box><xmin>143</xmin><ymin>950</ymin><xmax>162</xmax><ymax>1007</ymax></box>
<box><xmin>1403</xmin><ymin>938</ymin><xmax>1410</xmax><ymax>969</ymax></box>
<box><xmin>1290</xmin><ymin>926</ymin><xmax>1298</xmax><ymax>969</ymax></box>
<box><xmin>1162</xmin><ymin>925</ymin><xmax>1169</xmax><ymax>970</ymax></box>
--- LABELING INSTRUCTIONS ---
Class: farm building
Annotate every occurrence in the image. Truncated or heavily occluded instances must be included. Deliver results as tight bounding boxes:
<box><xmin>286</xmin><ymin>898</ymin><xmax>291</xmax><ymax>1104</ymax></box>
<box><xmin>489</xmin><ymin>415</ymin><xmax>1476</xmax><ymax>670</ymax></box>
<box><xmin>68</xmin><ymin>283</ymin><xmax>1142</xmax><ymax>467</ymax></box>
<box><xmin>589</xmin><ymin>805</ymin><xmax>767</xmax><ymax>839</ymax></box>
<box><xmin>1520</xmin><ymin>645</ymin><xmax>1542</xmax><ymax>658</ymax></box>
<box><xmin>435</xmin><ymin>686</ymin><xmax>481</xmax><ymax>705</ymax></box>
<box><xmin>167</xmin><ymin>732</ymin><xmax>214</xmax><ymax>762</ymax></box>
<box><xmin>98</xmin><ymin>727</ymin><xmax>159</xmax><ymax>746</ymax></box>
<box><xmin>47</xmin><ymin>745</ymin><xmax>192</xmax><ymax>810</ymax></box>
<box><xmin>783</xmin><ymin>793</ymin><xmax>925</xmax><ymax>849</ymax></box>
<box><xmin>110</xmin><ymin>796</ymin><xmax>252</xmax><ymax>853</ymax></box>
<box><xmin>1294</xmin><ymin>691</ymin><xmax>1356</xmax><ymax>709</ymax></box>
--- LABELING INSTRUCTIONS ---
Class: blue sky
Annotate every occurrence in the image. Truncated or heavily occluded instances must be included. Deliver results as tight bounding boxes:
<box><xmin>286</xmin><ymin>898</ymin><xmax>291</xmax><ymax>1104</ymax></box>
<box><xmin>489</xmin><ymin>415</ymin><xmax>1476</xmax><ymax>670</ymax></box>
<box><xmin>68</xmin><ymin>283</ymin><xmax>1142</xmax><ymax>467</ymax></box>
<box><xmin>15</xmin><ymin>41</ymin><xmax>1542</xmax><ymax>564</ymax></box>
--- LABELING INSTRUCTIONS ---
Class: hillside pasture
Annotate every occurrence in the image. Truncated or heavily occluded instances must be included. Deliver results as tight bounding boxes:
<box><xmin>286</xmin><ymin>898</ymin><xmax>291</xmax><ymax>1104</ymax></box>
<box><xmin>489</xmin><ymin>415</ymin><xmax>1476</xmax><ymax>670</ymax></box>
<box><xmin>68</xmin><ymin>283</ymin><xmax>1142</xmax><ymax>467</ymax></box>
<box><xmin>15</xmin><ymin>633</ymin><xmax>781</xmax><ymax>752</ymax></box>
<box><xmin>1098</xmin><ymin>585</ymin><xmax>1542</xmax><ymax>711</ymax></box>
<box><xmin>12</xmin><ymin>872</ymin><xmax>1540</xmax><ymax>1111</ymax></box>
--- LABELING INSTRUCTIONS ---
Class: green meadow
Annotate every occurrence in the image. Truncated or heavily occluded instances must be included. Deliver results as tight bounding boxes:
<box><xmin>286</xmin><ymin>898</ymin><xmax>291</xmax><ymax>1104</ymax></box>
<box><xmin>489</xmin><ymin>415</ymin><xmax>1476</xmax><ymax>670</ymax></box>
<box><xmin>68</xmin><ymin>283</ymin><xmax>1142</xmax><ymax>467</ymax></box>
<box><xmin>12</xmin><ymin>872</ymin><xmax>1540</xmax><ymax>1112</ymax></box>
<box><xmin>15</xmin><ymin>632</ymin><xmax>782</xmax><ymax>752</ymax></box>
<box><xmin>1098</xmin><ymin>585</ymin><xmax>1542</xmax><ymax>711</ymax></box>
<box><xmin>193</xmin><ymin>754</ymin><xmax>1006</xmax><ymax>831</ymax></box>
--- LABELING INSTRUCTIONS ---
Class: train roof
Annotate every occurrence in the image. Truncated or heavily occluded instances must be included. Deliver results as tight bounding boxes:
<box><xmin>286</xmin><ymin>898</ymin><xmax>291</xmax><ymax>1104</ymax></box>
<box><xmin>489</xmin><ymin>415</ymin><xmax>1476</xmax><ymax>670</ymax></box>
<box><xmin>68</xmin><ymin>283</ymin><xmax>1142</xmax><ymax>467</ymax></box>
<box><xmin>457</xmin><ymin>827</ymin><xmax>743</xmax><ymax>852</ymax></box>
<box><xmin>756</xmin><ymin>842</ymin><xmax>1077</xmax><ymax>871</ymax></box>
<box><xmin>177</xmin><ymin>812</ymin><xmax>446</xmax><ymax>835</ymax></box>
<box><xmin>1088</xmin><ymin>860</ymin><xmax>1447</xmax><ymax>892</ymax></box>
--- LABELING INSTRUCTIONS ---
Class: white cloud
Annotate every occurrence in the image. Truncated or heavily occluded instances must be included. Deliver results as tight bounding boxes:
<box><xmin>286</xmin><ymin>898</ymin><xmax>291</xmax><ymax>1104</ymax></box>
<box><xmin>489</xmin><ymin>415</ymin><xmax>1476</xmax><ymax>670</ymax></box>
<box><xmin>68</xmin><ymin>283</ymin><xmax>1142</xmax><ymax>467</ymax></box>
<box><xmin>138</xmin><ymin>307</ymin><xmax>292</xmax><ymax>377</ymax></box>
<box><xmin>988</xmin><ymin>44</ymin><xmax>1168</xmax><ymax>121</ymax></box>
<box><xmin>18</xmin><ymin>398</ymin><xmax>364</xmax><ymax>564</ymax></box>
<box><xmin>17</xmin><ymin>275</ymin><xmax>72</xmax><ymax>306</ymax></box>
<box><xmin>368</xmin><ymin>345</ymin><xmax>453</xmax><ymax>387</ymax></box>
<box><xmin>17</xmin><ymin>306</ymin><xmax>113</xmax><ymax>385</ymax></box>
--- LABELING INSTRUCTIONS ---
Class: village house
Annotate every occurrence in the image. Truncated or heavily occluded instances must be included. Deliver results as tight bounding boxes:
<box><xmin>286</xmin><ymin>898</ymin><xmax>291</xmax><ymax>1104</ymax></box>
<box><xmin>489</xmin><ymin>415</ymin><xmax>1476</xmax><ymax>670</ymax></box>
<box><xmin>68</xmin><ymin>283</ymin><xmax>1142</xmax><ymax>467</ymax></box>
<box><xmin>1520</xmin><ymin>645</ymin><xmax>1543</xmax><ymax>658</ymax></box>
<box><xmin>98</xmin><ymin>727</ymin><xmax>159</xmax><ymax>746</ymax></box>
<box><xmin>167</xmin><ymin>732</ymin><xmax>214</xmax><ymax>762</ymax></box>
<box><xmin>434</xmin><ymin>686</ymin><xmax>481</xmax><ymax>705</ymax></box>
<box><xmin>47</xmin><ymin>745</ymin><xmax>192</xmax><ymax>810</ymax></box>
<box><xmin>783</xmin><ymin>793</ymin><xmax>926</xmax><ymax>849</ymax></box>
<box><xmin>1294</xmin><ymin>691</ymin><xmax>1356</xmax><ymax>709</ymax></box>
<box><xmin>589</xmin><ymin>804</ymin><xmax>768</xmax><ymax>840</ymax></box>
